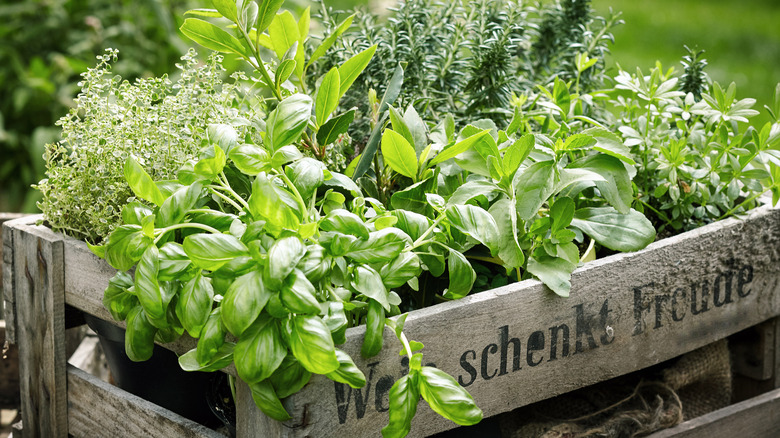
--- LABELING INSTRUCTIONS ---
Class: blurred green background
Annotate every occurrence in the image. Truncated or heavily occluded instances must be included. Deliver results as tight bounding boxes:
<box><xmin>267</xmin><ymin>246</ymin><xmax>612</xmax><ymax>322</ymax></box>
<box><xmin>1</xmin><ymin>0</ymin><xmax>778</xmax><ymax>213</ymax></box>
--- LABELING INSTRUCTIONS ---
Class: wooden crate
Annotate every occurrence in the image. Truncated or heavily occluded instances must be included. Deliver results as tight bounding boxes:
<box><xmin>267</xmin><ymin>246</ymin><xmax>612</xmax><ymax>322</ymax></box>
<box><xmin>3</xmin><ymin>204</ymin><xmax>780</xmax><ymax>437</ymax></box>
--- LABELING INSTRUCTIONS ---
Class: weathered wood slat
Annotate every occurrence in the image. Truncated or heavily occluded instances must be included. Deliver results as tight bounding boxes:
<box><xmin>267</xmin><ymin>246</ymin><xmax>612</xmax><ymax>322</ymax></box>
<box><xmin>1</xmin><ymin>213</ymin><xmax>29</xmax><ymax>324</ymax></box>
<box><xmin>2</xmin><ymin>218</ymin><xmax>19</xmax><ymax>342</ymax></box>
<box><xmin>12</xmin><ymin>219</ymin><xmax>68</xmax><ymax>437</ymax></box>
<box><xmin>647</xmin><ymin>386</ymin><xmax>780</xmax><ymax>437</ymax></box>
<box><xmin>248</xmin><ymin>205</ymin><xmax>780</xmax><ymax>438</ymax></box>
<box><xmin>67</xmin><ymin>365</ymin><xmax>223</xmax><ymax>438</ymax></box>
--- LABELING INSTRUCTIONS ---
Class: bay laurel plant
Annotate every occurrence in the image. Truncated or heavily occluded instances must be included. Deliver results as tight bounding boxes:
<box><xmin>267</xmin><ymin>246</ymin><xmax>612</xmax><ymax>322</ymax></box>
<box><xmin>79</xmin><ymin>0</ymin><xmax>657</xmax><ymax>435</ymax></box>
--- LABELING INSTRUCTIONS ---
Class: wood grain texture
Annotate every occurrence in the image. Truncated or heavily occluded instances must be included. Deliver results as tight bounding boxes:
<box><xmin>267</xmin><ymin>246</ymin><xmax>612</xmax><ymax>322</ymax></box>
<box><xmin>647</xmin><ymin>386</ymin><xmax>780</xmax><ymax>437</ymax></box>
<box><xmin>1</xmin><ymin>213</ymin><xmax>29</xmax><ymax>327</ymax></box>
<box><xmin>67</xmin><ymin>365</ymin><xmax>223</xmax><ymax>438</ymax></box>
<box><xmin>13</xmin><ymin>219</ymin><xmax>68</xmax><ymax>437</ymax></box>
<box><xmin>265</xmin><ymin>205</ymin><xmax>780</xmax><ymax>438</ymax></box>
<box><xmin>2</xmin><ymin>218</ymin><xmax>19</xmax><ymax>342</ymax></box>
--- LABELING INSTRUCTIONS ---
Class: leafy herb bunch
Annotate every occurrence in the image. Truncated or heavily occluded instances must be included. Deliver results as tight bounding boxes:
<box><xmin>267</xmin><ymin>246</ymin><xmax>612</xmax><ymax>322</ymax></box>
<box><xmin>36</xmin><ymin>49</ymin><xmax>255</xmax><ymax>242</ymax></box>
<box><xmin>609</xmin><ymin>51</ymin><xmax>780</xmax><ymax>234</ymax></box>
<box><xmin>311</xmin><ymin>0</ymin><xmax>622</xmax><ymax>139</ymax></box>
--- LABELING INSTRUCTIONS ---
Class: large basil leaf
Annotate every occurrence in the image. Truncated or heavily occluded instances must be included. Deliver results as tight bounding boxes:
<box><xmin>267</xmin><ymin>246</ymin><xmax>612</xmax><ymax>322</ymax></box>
<box><xmin>584</xmin><ymin>127</ymin><xmax>635</xmax><ymax>165</ymax></box>
<box><xmin>391</xmin><ymin>210</ymin><xmax>431</xmax><ymax>241</ymax></box>
<box><xmin>157</xmin><ymin>242</ymin><xmax>192</xmax><ymax>281</ymax></box>
<box><xmin>158</xmin><ymin>182</ymin><xmax>203</xmax><ymax>227</ymax></box>
<box><xmin>381</xmin><ymin>373</ymin><xmax>419</xmax><ymax>438</ymax></box>
<box><xmin>380</xmin><ymin>252</ymin><xmax>422</xmax><ymax>288</ymax></box>
<box><xmin>248</xmin><ymin>173</ymin><xmax>301</xmax><ymax>231</ymax></box>
<box><xmin>447</xmin><ymin>180</ymin><xmax>500</xmax><ymax>207</ymax></box>
<box><xmin>280</xmin><ymin>269</ymin><xmax>320</xmax><ymax>314</ymax></box>
<box><xmin>196</xmin><ymin>308</ymin><xmax>227</xmax><ymax>366</ymax></box>
<box><xmin>234</xmin><ymin>316</ymin><xmax>286</xmax><ymax>383</ymax></box>
<box><xmin>193</xmin><ymin>145</ymin><xmax>226</xmax><ymax>179</ymax></box>
<box><xmin>183</xmin><ymin>233</ymin><xmax>249</xmax><ymax>271</ymax></box>
<box><xmin>125</xmin><ymin>305</ymin><xmax>157</xmax><ymax>362</ymax></box>
<box><xmin>121</xmin><ymin>201</ymin><xmax>153</xmax><ymax>226</ymax></box>
<box><xmin>289</xmin><ymin>315</ymin><xmax>339</xmax><ymax>374</ymax></box>
<box><xmin>265</xmin><ymin>236</ymin><xmax>306</xmax><ymax>289</ymax></box>
<box><xmin>419</xmin><ymin>366</ymin><xmax>482</xmax><ymax>426</ymax></box>
<box><xmin>266</xmin><ymin>94</ymin><xmax>312</xmax><ymax>151</ymax></box>
<box><xmin>124</xmin><ymin>155</ymin><xmax>166</xmax><ymax>206</ymax></box>
<box><xmin>488</xmin><ymin>199</ymin><xmax>524</xmax><ymax>269</ymax></box>
<box><xmin>179</xmin><ymin>343</ymin><xmax>234</xmax><ymax>372</ymax></box>
<box><xmin>229</xmin><ymin>144</ymin><xmax>271</xmax><ymax>175</ymax></box>
<box><xmin>346</xmin><ymin>228</ymin><xmax>411</xmax><ymax>264</ymax></box>
<box><xmin>134</xmin><ymin>245</ymin><xmax>171</xmax><ymax>326</ymax></box>
<box><xmin>571</xmin><ymin>207</ymin><xmax>656</xmax><ymax>252</ymax></box>
<box><xmin>350</xmin><ymin>265</ymin><xmax>390</xmax><ymax>311</ymax></box>
<box><xmin>175</xmin><ymin>272</ymin><xmax>214</xmax><ymax>337</ymax></box>
<box><xmin>444</xmin><ymin>250</ymin><xmax>476</xmax><ymax>300</ymax></box>
<box><xmin>103</xmin><ymin>272</ymin><xmax>137</xmax><ymax>321</ymax></box>
<box><xmin>325</xmin><ymin>349</ymin><xmax>366</xmax><ymax>388</ymax></box>
<box><xmin>221</xmin><ymin>270</ymin><xmax>271</xmax><ymax>337</ymax></box>
<box><xmin>361</xmin><ymin>299</ymin><xmax>385</xmax><ymax>358</ymax></box>
<box><xmin>570</xmin><ymin>154</ymin><xmax>632</xmax><ymax>214</ymax></box>
<box><xmin>248</xmin><ymin>380</ymin><xmax>291</xmax><ymax>421</ymax></box>
<box><xmin>105</xmin><ymin>225</ymin><xmax>152</xmax><ymax>272</ymax></box>
<box><xmin>320</xmin><ymin>209</ymin><xmax>369</xmax><ymax>239</ymax></box>
<box><xmin>286</xmin><ymin>157</ymin><xmax>325</xmax><ymax>199</ymax></box>
<box><xmin>269</xmin><ymin>355</ymin><xmax>312</xmax><ymax>398</ymax></box>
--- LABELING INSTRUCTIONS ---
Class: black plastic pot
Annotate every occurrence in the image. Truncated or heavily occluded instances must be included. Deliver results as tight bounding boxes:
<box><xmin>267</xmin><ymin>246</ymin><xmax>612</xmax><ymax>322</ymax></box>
<box><xmin>84</xmin><ymin>314</ymin><xmax>234</xmax><ymax>431</ymax></box>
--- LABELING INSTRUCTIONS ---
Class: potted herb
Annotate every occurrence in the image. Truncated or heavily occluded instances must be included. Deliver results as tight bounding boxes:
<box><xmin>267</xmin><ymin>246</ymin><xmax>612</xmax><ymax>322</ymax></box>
<box><xmin>6</xmin><ymin>0</ymin><xmax>780</xmax><ymax>437</ymax></box>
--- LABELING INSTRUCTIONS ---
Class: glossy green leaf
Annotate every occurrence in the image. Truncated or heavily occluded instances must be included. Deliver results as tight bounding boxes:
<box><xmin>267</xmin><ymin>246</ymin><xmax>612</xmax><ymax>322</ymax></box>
<box><xmin>361</xmin><ymin>299</ymin><xmax>385</xmax><ymax>358</ymax></box>
<box><xmin>157</xmin><ymin>243</ymin><xmax>191</xmax><ymax>281</ymax></box>
<box><xmin>248</xmin><ymin>174</ymin><xmax>301</xmax><ymax>231</ymax></box>
<box><xmin>275</xmin><ymin>59</ymin><xmax>296</xmax><ymax>88</ymax></box>
<box><xmin>382</xmin><ymin>129</ymin><xmax>418</xmax><ymax>179</ymax></box>
<box><xmin>121</xmin><ymin>201</ymin><xmax>153</xmax><ymax>226</ymax></box>
<box><xmin>271</xmin><ymin>145</ymin><xmax>304</xmax><ymax>168</ymax></box>
<box><xmin>445</xmin><ymin>204</ymin><xmax>500</xmax><ymax>254</ymax></box>
<box><xmin>180</xmin><ymin>18</ymin><xmax>251</xmax><ymax>58</ymax></box>
<box><xmin>350</xmin><ymin>265</ymin><xmax>390</xmax><ymax>311</ymax></box>
<box><xmin>265</xmin><ymin>236</ymin><xmax>306</xmax><ymax>289</ymax></box>
<box><xmin>323</xmin><ymin>301</ymin><xmax>348</xmax><ymax>344</ymax></box>
<box><xmin>248</xmin><ymin>380</ymin><xmax>292</xmax><ymax>421</ymax></box>
<box><xmin>235</xmin><ymin>316</ymin><xmax>286</xmax><ymax>383</ymax></box>
<box><xmin>266</xmin><ymin>94</ymin><xmax>312</xmax><ymax>151</ymax></box>
<box><xmin>196</xmin><ymin>308</ymin><xmax>227</xmax><ymax>365</ymax></box>
<box><xmin>550</xmin><ymin>197</ymin><xmax>575</xmax><ymax>235</ymax></box>
<box><xmin>337</xmin><ymin>45</ymin><xmax>377</xmax><ymax>98</ymax></box>
<box><xmin>193</xmin><ymin>144</ymin><xmax>227</xmax><ymax>179</ymax></box>
<box><xmin>326</xmin><ymin>349</ymin><xmax>367</xmax><ymax>388</ymax></box>
<box><xmin>133</xmin><ymin>245</ymin><xmax>170</xmax><ymax>326</ymax></box>
<box><xmin>308</xmin><ymin>13</ymin><xmax>355</xmax><ymax>66</ymax></box>
<box><xmin>229</xmin><ymin>144</ymin><xmax>271</xmax><ymax>176</ymax></box>
<box><xmin>444</xmin><ymin>250</ymin><xmax>476</xmax><ymax>300</ymax></box>
<box><xmin>403</xmin><ymin>105</ymin><xmax>427</xmax><ymax>155</ymax></box>
<box><xmin>179</xmin><ymin>342</ymin><xmax>234</xmax><ymax>372</ymax></box>
<box><xmin>419</xmin><ymin>366</ymin><xmax>482</xmax><ymax>426</ymax></box>
<box><xmin>159</xmin><ymin>183</ymin><xmax>202</xmax><ymax>228</ymax></box>
<box><xmin>183</xmin><ymin>233</ymin><xmax>249</xmax><ymax>271</ymax></box>
<box><xmin>103</xmin><ymin>272</ymin><xmax>137</xmax><ymax>321</ymax></box>
<box><xmin>391</xmin><ymin>210</ymin><xmax>431</xmax><ymax>241</ymax></box>
<box><xmin>571</xmin><ymin>207</ymin><xmax>656</xmax><ymax>252</ymax></box>
<box><xmin>208</xmin><ymin>123</ymin><xmax>238</xmax><ymax>153</ymax></box>
<box><xmin>124</xmin><ymin>155</ymin><xmax>165</xmax><ymax>206</ymax></box>
<box><xmin>388</xmin><ymin>106</ymin><xmax>415</xmax><ymax>151</ymax></box>
<box><xmin>316</xmin><ymin>68</ymin><xmax>340</xmax><ymax>125</ymax></box>
<box><xmin>176</xmin><ymin>272</ymin><xmax>214</xmax><ymax>337</ymax></box>
<box><xmin>221</xmin><ymin>270</ymin><xmax>270</xmax><ymax>337</ymax></box>
<box><xmin>488</xmin><ymin>199</ymin><xmax>524</xmax><ymax>269</ymax></box>
<box><xmin>320</xmin><ymin>209</ymin><xmax>369</xmax><ymax>239</ymax></box>
<box><xmin>290</xmin><ymin>315</ymin><xmax>340</xmax><ymax>374</ymax></box>
<box><xmin>381</xmin><ymin>373</ymin><xmax>419</xmax><ymax>438</ymax></box>
<box><xmin>514</xmin><ymin>160</ymin><xmax>556</xmax><ymax>221</ymax></box>
<box><xmin>125</xmin><ymin>305</ymin><xmax>157</xmax><ymax>362</ymax></box>
<box><xmin>285</xmin><ymin>157</ymin><xmax>325</xmax><ymax>199</ymax></box>
<box><xmin>104</xmin><ymin>225</ymin><xmax>152</xmax><ymax>272</ymax></box>
<box><xmin>346</xmin><ymin>228</ymin><xmax>411</xmax><ymax>264</ymax></box>
<box><xmin>281</xmin><ymin>269</ymin><xmax>320</xmax><ymax>314</ymax></box>
<box><xmin>380</xmin><ymin>252</ymin><xmax>422</xmax><ymax>288</ymax></box>
<box><xmin>269</xmin><ymin>355</ymin><xmax>312</xmax><ymax>398</ymax></box>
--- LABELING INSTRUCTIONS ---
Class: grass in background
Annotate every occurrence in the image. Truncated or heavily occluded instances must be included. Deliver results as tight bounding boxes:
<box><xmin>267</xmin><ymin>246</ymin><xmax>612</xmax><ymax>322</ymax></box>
<box><xmin>593</xmin><ymin>0</ymin><xmax>780</xmax><ymax>127</ymax></box>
